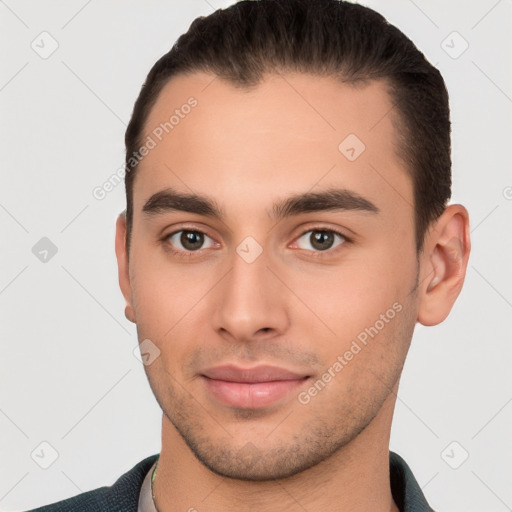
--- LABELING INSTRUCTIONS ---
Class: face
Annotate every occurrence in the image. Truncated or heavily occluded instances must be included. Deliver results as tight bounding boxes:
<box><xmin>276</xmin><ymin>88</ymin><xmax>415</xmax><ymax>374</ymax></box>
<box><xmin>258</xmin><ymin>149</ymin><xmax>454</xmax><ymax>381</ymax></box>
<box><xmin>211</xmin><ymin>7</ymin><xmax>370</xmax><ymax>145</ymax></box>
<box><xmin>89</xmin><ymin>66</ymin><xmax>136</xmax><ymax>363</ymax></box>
<box><xmin>121</xmin><ymin>72</ymin><xmax>421</xmax><ymax>480</ymax></box>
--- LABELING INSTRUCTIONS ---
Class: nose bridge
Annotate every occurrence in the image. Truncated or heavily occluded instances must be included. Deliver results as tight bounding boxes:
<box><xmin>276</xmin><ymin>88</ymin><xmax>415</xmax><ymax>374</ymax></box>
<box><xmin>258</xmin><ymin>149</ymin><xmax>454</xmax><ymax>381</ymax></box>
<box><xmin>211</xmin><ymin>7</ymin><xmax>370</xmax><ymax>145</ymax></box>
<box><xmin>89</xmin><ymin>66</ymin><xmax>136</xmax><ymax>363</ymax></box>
<box><xmin>224</xmin><ymin>246</ymin><xmax>274</xmax><ymax>315</ymax></box>
<box><xmin>212</xmin><ymin>242</ymin><xmax>289</xmax><ymax>340</ymax></box>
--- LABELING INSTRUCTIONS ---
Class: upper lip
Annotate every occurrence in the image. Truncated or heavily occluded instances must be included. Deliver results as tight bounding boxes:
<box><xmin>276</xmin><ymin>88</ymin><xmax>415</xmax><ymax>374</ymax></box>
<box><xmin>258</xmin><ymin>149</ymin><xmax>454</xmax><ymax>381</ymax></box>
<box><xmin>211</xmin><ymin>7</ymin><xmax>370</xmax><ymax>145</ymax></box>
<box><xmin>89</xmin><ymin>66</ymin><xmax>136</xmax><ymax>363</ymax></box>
<box><xmin>201</xmin><ymin>365</ymin><xmax>308</xmax><ymax>383</ymax></box>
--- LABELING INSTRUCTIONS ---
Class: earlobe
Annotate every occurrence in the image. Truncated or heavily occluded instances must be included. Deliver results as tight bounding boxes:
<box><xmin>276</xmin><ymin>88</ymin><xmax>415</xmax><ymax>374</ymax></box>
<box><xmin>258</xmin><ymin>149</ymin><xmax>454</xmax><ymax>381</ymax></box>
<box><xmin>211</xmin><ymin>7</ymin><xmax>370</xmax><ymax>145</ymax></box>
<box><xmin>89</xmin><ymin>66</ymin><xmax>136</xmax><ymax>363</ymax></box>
<box><xmin>417</xmin><ymin>204</ymin><xmax>471</xmax><ymax>326</ymax></box>
<box><xmin>125</xmin><ymin>305</ymin><xmax>136</xmax><ymax>323</ymax></box>
<box><xmin>115</xmin><ymin>213</ymin><xmax>136</xmax><ymax>324</ymax></box>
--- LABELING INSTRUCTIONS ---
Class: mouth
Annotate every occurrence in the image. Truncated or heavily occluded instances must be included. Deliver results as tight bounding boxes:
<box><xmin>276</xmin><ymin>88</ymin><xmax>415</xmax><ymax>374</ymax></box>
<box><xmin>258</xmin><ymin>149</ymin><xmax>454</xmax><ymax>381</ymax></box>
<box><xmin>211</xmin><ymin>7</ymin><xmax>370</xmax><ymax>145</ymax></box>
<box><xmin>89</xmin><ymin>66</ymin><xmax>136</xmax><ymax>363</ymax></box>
<box><xmin>200</xmin><ymin>365</ymin><xmax>310</xmax><ymax>409</ymax></box>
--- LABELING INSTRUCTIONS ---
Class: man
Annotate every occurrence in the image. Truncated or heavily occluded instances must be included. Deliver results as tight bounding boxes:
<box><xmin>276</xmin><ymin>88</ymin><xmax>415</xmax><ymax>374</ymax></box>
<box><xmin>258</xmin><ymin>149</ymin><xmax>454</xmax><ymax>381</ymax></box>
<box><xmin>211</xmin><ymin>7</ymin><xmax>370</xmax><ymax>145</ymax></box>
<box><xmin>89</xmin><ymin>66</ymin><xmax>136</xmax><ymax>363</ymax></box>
<box><xmin>28</xmin><ymin>0</ymin><xmax>470</xmax><ymax>510</ymax></box>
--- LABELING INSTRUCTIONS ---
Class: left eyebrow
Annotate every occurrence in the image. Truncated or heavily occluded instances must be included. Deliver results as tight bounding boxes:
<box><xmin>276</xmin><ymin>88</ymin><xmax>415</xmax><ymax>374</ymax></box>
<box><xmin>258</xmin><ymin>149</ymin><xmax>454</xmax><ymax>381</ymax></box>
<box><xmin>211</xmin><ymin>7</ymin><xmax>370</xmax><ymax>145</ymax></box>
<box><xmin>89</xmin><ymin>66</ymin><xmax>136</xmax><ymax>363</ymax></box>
<box><xmin>141</xmin><ymin>186</ymin><xmax>379</xmax><ymax>220</ymax></box>
<box><xmin>270</xmin><ymin>188</ymin><xmax>380</xmax><ymax>219</ymax></box>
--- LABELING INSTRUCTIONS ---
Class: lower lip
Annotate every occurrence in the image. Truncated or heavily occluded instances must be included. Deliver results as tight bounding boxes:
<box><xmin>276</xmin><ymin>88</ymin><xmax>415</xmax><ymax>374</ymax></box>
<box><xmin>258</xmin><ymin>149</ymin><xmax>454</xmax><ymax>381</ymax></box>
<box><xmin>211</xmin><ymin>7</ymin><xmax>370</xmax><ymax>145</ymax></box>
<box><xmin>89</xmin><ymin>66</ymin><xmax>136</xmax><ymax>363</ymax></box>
<box><xmin>202</xmin><ymin>376</ymin><xmax>307</xmax><ymax>409</ymax></box>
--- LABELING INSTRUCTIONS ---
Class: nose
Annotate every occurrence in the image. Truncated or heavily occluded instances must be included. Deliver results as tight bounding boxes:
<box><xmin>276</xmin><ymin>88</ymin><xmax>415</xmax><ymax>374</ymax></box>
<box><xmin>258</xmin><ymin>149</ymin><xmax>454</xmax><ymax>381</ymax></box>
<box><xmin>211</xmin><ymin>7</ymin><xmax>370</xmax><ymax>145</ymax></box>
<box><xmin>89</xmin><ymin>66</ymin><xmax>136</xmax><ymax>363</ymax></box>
<box><xmin>211</xmin><ymin>246</ymin><xmax>290</xmax><ymax>344</ymax></box>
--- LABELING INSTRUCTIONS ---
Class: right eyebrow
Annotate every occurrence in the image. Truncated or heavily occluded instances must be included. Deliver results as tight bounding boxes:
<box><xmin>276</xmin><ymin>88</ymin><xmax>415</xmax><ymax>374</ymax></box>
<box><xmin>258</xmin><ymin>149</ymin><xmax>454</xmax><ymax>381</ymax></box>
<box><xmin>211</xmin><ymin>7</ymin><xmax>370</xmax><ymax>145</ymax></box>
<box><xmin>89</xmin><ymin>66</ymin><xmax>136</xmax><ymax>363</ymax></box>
<box><xmin>142</xmin><ymin>188</ymin><xmax>225</xmax><ymax>220</ymax></box>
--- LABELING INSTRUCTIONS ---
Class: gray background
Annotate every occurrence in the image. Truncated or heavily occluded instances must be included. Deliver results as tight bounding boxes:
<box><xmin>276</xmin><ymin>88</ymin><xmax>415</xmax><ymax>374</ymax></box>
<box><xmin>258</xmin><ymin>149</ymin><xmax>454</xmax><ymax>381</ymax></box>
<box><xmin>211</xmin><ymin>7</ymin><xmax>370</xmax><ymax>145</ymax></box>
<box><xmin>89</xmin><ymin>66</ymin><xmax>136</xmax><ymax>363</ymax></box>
<box><xmin>1</xmin><ymin>1</ymin><xmax>511</xmax><ymax>510</ymax></box>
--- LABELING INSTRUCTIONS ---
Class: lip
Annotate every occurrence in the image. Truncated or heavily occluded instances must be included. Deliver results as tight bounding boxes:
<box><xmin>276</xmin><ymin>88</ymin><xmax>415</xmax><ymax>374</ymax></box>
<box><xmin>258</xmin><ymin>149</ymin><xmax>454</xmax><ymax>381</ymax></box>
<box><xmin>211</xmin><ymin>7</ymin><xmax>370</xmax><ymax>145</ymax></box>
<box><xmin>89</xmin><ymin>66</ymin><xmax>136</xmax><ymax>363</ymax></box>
<box><xmin>201</xmin><ymin>365</ymin><xmax>309</xmax><ymax>409</ymax></box>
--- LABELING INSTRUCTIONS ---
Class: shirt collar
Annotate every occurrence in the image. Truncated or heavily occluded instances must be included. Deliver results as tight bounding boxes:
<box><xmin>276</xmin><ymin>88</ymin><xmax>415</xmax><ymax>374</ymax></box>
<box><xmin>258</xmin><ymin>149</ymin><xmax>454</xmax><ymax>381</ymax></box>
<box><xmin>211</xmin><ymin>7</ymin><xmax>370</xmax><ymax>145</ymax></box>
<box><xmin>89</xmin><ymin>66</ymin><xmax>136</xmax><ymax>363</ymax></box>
<box><xmin>138</xmin><ymin>451</ymin><xmax>435</xmax><ymax>512</ymax></box>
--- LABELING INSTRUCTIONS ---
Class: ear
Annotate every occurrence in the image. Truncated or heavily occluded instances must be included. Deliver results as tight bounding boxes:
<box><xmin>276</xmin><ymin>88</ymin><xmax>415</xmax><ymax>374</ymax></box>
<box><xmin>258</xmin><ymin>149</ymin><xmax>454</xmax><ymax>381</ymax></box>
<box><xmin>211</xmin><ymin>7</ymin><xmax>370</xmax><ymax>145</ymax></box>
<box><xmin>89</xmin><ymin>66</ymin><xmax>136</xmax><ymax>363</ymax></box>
<box><xmin>115</xmin><ymin>212</ymin><xmax>136</xmax><ymax>323</ymax></box>
<box><xmin>417</xmin><ymin>204</ymin><xmax>471</xmax><ymax>326</ymax></box>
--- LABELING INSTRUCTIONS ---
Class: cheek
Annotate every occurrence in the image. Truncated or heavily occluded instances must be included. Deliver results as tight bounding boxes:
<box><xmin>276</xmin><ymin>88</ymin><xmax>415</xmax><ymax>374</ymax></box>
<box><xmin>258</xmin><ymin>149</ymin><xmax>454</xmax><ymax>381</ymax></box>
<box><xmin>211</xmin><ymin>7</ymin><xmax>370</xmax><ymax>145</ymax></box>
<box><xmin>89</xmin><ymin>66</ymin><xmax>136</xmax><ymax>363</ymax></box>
<box><xmin>284</xmin><ymin>252</ymin><xmax>415</xmax><ymax>377</ymax></box>
<box><xmin>130</xmin><ymin>254</ymin><xmax>185</xmax><ymax>337</ymax></box>
<box><xmin>130</xmin><ymin>252</ymin><xmax>218</xmax><ymax>366</ymax></box>
<box><xmin>290</xmin><ymin>255</ymin><xmax>405</xmax><ymax>333</ymax></box>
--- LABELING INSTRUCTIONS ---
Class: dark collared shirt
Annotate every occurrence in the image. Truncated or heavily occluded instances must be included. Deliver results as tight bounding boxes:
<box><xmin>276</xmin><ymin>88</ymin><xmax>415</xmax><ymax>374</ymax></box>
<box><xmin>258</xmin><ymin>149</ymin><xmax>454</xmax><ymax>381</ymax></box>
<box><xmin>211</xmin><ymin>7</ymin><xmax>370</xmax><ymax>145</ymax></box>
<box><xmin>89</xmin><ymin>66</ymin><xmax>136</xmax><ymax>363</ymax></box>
<box><xmin>389</xmin><ymin>451</ymin><xmax>436</xmax><ymax>511</ymax></box>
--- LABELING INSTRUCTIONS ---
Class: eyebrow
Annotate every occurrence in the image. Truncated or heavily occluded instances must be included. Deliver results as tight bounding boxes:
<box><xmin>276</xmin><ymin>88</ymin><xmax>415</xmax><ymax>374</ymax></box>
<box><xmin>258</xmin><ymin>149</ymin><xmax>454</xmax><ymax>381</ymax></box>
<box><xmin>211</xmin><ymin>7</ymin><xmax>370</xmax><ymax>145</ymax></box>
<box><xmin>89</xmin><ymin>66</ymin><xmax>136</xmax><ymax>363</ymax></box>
<box><xmin>142</xmin><ymin>186</ymin><xmax>379</xmax><ymax>220</ymax></box>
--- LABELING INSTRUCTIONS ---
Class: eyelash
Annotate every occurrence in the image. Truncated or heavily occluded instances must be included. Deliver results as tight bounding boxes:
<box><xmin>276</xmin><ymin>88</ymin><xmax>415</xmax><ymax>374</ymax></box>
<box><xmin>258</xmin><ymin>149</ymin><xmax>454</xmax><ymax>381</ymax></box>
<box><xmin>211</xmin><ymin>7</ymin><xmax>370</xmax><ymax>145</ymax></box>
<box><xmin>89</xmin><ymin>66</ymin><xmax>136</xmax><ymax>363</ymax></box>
<box><xmin>161</xmin><ymin>226</ymin><xmax>352</xmax><ymax>259</ymax></box>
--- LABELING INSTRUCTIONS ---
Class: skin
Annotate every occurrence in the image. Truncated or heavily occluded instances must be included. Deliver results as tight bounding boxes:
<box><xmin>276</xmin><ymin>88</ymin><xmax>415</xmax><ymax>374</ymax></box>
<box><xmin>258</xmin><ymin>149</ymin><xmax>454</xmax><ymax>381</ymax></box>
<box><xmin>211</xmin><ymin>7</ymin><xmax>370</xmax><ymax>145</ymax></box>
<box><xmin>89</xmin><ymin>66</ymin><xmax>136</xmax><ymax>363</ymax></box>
<box><xmin>115</xmin><ymin>71</ymin><xmax>470</xmax><ymax>511</ymax></box>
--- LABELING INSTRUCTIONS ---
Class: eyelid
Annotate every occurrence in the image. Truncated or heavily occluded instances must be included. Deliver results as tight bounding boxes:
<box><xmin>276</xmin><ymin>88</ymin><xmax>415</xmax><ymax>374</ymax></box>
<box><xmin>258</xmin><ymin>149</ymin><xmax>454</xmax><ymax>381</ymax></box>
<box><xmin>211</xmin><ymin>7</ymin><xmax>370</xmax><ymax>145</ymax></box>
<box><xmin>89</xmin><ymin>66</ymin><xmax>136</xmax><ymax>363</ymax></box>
<box><xmin>293</xmin><ymin>224</ymin><xmax>352</xmax><ymax>243</ymax></box>
<box><xmin>162</xmin><ymin>223</ymin><xmax>218</xmax><ymax>241</ymax></box>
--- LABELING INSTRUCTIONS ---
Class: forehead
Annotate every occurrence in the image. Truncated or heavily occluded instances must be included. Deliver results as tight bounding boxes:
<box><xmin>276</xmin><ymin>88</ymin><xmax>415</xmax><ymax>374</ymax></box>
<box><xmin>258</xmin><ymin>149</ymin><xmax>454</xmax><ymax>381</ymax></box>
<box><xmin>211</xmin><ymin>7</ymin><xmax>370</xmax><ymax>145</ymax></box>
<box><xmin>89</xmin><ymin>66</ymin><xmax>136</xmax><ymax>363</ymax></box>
<box><xmin>142</xmin><ymin>71</ymin><xmax>398</xmax><ymax>155</ymax></box>
<box><xmin>133</xmin><ymin>71</ymin><xmax>412</xmax><ymax>221</ymax></box>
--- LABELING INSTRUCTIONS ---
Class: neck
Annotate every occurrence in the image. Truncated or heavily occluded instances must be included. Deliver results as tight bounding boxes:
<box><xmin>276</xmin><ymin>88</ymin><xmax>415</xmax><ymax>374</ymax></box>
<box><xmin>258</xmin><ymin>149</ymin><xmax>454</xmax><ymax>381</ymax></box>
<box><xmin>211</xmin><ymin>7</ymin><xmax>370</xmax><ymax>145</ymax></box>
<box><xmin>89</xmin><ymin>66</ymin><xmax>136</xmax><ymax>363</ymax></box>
<box><xmin>153</xmin><ymin>393</ymin><xmax>399</xmax><ymax>512</ymax></box>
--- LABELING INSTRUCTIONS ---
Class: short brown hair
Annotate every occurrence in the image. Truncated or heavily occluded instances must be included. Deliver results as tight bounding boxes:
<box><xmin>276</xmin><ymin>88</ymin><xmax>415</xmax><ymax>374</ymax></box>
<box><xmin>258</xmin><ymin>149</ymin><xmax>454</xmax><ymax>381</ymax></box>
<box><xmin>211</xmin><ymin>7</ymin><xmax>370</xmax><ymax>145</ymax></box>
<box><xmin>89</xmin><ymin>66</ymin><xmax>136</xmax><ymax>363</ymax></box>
<box><xmin>124</xmin><ymin>0</ymin><xmax>451</xmax><ymax>252</ymax></box>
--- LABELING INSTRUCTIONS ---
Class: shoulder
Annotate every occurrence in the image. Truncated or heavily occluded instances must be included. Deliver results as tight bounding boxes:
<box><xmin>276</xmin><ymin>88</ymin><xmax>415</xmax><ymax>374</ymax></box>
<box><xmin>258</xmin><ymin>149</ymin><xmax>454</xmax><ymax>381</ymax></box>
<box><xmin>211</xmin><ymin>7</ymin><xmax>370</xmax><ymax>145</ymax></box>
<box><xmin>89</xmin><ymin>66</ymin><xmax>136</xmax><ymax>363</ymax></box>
<box><xmin>24</xmin><ymin>454</ymin><xmax>159</xmax><ymax>512</ymax></box>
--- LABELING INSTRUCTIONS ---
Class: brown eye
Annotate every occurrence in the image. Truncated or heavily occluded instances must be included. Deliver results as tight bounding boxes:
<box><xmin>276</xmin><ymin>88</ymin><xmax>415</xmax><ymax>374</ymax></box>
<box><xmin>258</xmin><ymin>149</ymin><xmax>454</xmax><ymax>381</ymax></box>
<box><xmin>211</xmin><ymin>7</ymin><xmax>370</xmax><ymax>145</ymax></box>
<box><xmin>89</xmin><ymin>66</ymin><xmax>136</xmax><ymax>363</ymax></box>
<box><xmin>296</xmin><ymin>229</ymin><xmax>346</xmax><ymax>252</ymax></box>
<box><xmin>310</xmin><ymin>231</ymin><xmax>335</xmax><ymax>250</ymax></box>
<box><xmin>180</xmin><ymin>231</ymin><xmax>204</xmax><ymax>250</ymax></box>
<box><xmin>167</xmin><ymin>230</ymin><xmax>215</xmax><ymax>252</ymax></box>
